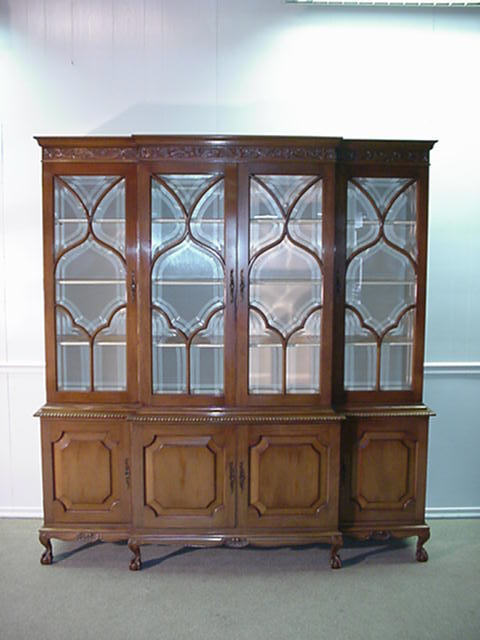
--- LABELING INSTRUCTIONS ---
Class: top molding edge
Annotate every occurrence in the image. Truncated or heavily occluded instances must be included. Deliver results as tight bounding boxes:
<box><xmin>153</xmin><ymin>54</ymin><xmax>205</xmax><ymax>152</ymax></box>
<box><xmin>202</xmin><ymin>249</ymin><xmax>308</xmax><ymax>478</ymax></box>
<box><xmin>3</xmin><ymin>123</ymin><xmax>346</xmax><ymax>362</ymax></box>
<box><xmin>34</xmin><ymin>135</ymin><xmax>437</xmax><ymax>165</ymax></box>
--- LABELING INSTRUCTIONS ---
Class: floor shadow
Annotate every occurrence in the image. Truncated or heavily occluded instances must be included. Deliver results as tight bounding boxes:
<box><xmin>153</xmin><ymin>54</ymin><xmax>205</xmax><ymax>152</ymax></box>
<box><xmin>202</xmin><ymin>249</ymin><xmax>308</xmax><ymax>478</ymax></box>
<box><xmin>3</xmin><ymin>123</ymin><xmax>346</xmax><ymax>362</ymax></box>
<box><xmin>140</xmin><ymin>545</ymin><xmax>202</xmax><ymax>570</ymax></box>
<box><xmin>340</xmin><ymin>539</ymin><xmax>409</xmax><ymax>567</ymax></box>
<box><xmin>52</xmin><ymin>539</ymin><xmax>104</xmax><ymax>562</ymax></box>
<box><xmin>219</xmin><ymin>538</ymin><xmax>412</xmax><ymax>567</ymax></box>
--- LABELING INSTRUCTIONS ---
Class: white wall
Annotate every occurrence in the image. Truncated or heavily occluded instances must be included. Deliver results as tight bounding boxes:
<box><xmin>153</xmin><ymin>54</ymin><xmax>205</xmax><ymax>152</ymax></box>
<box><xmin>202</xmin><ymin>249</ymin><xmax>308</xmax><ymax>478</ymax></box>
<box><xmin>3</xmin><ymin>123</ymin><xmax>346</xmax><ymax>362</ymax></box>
<box><xmin>1</xmin><ymin>0</ymin><xmax>479</xmax><ymax>516</ymax></box>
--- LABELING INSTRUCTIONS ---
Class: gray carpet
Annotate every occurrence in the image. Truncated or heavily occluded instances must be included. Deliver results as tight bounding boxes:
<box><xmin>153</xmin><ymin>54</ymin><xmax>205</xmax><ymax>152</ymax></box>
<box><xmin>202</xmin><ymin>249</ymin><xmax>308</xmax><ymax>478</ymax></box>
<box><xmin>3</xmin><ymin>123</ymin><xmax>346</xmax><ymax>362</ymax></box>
<box><xmin>0</xmin><ymin>519</ymin><xmax>479</xmax><ymax>640</ymax></box>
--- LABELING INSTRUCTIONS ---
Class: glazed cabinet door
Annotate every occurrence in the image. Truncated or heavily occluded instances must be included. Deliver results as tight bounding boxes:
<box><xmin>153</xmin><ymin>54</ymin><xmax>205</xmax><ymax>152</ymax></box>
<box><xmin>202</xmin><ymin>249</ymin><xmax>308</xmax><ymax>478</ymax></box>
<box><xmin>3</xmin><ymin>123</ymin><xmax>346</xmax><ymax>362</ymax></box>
<box><xmin>43</xmin><ymin>164</ymin><xmax>138</xmax><ymax>402</ymax></box>
<box><xmin>236</xmin><ymin>163</ymin><xmax>335</xmax><ymax>407</ymax></box>
<box><xmin>138</xmin><ymin>164</ymin><xmax>237</xmax><ymax>406</ymax></box>
<box><xmin>41</xmin><ymin>419</ymin><xmax>131</xmax><ymax>524</ymax></box>
<box><xmin>237</xmin><ymin>424</ymin><xmax>340</xmax><ymax>529</ymax></box>
<box><xmin>132</xmin><ymin>424</ymin><xmax>236</xmax><ymax>529</ymax></box>
<box><xmin>340</xmin><ymin>416</ymin><xmax>428</xmax><ymax>526</ymax></box>
<box><xmin>341</xmin><ymin>166</ymin><xmax>429</xmax><ymax>403</ymax></box>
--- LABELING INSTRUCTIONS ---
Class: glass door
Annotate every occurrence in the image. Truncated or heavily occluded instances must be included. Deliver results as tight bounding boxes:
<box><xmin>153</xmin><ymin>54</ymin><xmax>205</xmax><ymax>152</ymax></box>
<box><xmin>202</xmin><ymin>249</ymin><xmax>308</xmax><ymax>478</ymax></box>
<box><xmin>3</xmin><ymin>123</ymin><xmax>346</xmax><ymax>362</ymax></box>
<box><xmin>140</xmin><ymin>165</ymin><xmax>236</xmax><ymax>405</ymax></box>
<box><xmin>344</xmin><ymin>174</ymin><xmax>423</xmax><ymax>398</ymax></box>
<box><xmin>237</xmin><ymin>165</ymin><xmax>334</xmax><ymax>406</ymax></box>
<box><xmin>47</xmin><ymin>165</ymin><xmax>137</xmax><ymax>401</ymax></box>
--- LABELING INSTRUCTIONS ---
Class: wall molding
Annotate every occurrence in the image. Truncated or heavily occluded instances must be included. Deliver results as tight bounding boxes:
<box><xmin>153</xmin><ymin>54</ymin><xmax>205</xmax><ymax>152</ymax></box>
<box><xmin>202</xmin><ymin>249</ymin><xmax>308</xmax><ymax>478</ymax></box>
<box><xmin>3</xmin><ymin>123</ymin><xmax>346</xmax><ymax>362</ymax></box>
<box><xmin>0</xmin><ymin>362</ymin><xmax>45</xmax><ymax>374</ymax></box>
<box><xmin>424</xmin><ymin>362</ymin><xmax>480</xmax><ymax>376</ymax></box>
<box><xmin>426</xmin><ymin>507</ymin><xmax>480</xmax><ymax>519</ymax></box>
<box><xmin>1</xmin><ymin>361</ymin><xmax>480</xmax><ymax>376</ymax></box>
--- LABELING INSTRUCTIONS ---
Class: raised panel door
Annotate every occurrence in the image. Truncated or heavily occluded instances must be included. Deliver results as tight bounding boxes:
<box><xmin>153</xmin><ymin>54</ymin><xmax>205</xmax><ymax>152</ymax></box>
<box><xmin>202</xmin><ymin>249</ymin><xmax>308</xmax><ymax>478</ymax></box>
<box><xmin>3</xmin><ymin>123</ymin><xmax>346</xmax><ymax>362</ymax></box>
<box><xmin>41</xmin><ymin>419</ymin><xmax>131</xmax><ymax>524</ymax></box>
<box><xmin>238</xmin><ymin>424</ymin><xmax>340</xmax><ymax>529</ymax></box>
<box><xmin>340</xmin><ymin>416</ymin><xmax>428</xmax><ymax>526</ymax></box>
<box><xmin>133</xmin><ymin>424</ymin><xmax>236</xmax><ymax>529</ymax></box>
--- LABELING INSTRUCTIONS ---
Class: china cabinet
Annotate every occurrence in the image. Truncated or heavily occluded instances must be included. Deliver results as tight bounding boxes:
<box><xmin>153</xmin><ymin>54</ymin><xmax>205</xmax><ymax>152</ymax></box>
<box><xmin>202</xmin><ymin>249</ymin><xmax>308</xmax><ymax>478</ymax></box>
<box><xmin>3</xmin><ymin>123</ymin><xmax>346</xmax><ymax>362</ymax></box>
<box><xmin>35</xmin><ymin>135</ymin><xmax>435</xmax><ymax>570</ymax></box>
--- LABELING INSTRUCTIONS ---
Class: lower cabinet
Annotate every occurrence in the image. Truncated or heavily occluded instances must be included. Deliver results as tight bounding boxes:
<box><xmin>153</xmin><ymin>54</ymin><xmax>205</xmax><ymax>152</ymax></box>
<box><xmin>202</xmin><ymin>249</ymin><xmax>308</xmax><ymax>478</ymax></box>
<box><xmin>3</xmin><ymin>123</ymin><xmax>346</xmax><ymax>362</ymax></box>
<box><xmin>133</xmin><ymin>421</ymin><xmax>340</xmax><ymax>534</ymax></box>
<box><xmin>40</xmin><ymin>419</ymin><xmax>131</xmax><ymax>525</ymax></box>
<box><xmin>38</xmin><ymin>412</ymin><xmax>430</xmax><ymax>568</ymax></box>
<box><xmin>340</xmin><ymin>416</ymin><xmax>429</xmax><ymax>527</ymax></box>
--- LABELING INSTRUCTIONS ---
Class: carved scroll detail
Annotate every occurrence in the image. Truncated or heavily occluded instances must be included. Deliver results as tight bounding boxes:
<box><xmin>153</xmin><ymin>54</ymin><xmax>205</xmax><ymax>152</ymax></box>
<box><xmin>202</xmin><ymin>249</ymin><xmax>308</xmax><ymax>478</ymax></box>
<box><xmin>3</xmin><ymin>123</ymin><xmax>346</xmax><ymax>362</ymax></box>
<box><xmin>224</xmin><ymin>537</ymin><xmax>249</xmax><ymax>549</ymax></box>
<box><xmin>339</xmin><ymin>148</ymin><xmax>430</xmax><ymax>165</ymax></box>
<box><xmin>43</xmin><ymin>147</ymin><xmax>136</xmax><ymax>161</ymax></box>
<box><xmin>139</xmin><ymin>145</ymin><xmax>336</xmax><ymax>162</ymax></box>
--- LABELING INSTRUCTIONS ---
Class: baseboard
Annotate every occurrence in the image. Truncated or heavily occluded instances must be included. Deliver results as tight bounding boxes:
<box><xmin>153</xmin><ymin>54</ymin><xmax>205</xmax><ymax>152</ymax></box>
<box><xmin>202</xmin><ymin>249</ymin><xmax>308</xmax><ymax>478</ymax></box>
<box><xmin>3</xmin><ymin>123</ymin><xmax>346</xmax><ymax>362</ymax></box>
<box><xmin>426</xmin><ymin>507</ymin><xmax>480</xmax><ymax>519</ymax></box>
<box><xmin>0</xmin><ymin>507</ymin><xmax>43</xmax><ymax>518</ymax></box>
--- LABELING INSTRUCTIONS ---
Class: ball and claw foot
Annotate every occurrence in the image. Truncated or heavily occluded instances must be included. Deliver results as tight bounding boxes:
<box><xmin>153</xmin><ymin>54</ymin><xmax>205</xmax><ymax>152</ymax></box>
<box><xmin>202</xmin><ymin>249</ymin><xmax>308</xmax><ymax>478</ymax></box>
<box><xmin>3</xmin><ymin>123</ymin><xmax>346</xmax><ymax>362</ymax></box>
<box><xmin>39</xmin><ymin>533</ymin><xmax>53</xmax><ymax>565</ymax></box>
<box><xmin>416</xmin><ymin>546</ymin><xmax>429</xmax><ymax>562</ymax></box>
<box><xmin>330</xmin><ymin>552</ymin><xmax>342</xmax><ymax>570</ymax></box>
<box><xmin>416</xmin><ymin>531</ymin><xmax>430</xmax><ymax>563</ymax></box>
<box><xmin>128</xmin><ymin>542</ymin><xmax>142</xmax><ymax>571</ymax></box>
<box><xmin>330</xmin><ymin>536</ymin><xmax>343</xmax><ymax>570</ymax></box>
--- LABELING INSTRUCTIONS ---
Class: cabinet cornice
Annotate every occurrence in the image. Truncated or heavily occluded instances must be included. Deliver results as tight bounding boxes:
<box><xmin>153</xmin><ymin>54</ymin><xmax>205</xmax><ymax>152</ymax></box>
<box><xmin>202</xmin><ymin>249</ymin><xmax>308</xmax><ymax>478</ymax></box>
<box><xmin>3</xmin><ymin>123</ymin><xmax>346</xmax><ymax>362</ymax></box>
<box><xmin>35</xmin><ymin>135</ymin><xmax>436</xmax><ymax>166</ymax></box>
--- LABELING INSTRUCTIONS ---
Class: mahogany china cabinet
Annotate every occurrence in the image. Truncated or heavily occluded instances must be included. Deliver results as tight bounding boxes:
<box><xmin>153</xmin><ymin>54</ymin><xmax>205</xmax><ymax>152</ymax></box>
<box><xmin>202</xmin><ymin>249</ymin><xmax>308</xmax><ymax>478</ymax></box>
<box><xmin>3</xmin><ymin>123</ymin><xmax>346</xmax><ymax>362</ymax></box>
<box><xmin>35</xmin><ymin>135</ymin><xmax>435</xmax><ymax>570</ymax></box>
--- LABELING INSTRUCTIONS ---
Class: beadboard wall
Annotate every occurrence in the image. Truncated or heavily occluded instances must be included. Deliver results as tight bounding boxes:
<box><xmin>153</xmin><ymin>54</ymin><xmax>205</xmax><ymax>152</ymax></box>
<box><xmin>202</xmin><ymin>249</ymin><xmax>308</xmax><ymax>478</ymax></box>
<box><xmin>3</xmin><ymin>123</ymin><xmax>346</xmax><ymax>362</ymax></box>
<box><xmin>0</xmin><ymin>0</ymin><xmax>479</xmax><ymax>517</ymax></box>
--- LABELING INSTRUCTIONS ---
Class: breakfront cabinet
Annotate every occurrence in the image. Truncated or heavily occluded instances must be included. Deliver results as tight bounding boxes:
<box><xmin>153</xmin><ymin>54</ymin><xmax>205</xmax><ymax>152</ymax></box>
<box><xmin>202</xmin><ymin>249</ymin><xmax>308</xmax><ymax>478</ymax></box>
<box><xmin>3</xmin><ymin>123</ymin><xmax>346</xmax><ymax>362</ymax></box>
<box><xmin>35</xmin><ymin>136</ymin><xmax>435</xmax><ymax>570</ymax></box>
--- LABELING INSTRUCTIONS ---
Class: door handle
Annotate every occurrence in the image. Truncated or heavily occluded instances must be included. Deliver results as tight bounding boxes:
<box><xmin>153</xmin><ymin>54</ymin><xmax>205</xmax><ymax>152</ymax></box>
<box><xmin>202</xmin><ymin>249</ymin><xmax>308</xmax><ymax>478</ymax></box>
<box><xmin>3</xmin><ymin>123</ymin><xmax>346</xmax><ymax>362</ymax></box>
<box><xmin>229</xmin><ymin>269</ymin><xmax>235</xmax><ymax>304</ymax></box>
<box><xmin>239</xmin><ymin>461</ymin><xmax>246</xmax><ymax>492</ymax></box>
<box><xmin>229</xmin><ymin>461</ymin><xmax>236</xmax><ymax>494</ymax></box>
<box><xmin>124</xmin><ymin>458</ymin><xmax>131</xmax><ymax>488</ymax></box>
<box><xmin>130</xmin><ymin>271</ymin><xmax>137</xmax><ymax>302</ymax></box>
<box><xmin>240</xmin><ymin>269</ymin><xmax>245</xmax><ymax>301</ymax></box>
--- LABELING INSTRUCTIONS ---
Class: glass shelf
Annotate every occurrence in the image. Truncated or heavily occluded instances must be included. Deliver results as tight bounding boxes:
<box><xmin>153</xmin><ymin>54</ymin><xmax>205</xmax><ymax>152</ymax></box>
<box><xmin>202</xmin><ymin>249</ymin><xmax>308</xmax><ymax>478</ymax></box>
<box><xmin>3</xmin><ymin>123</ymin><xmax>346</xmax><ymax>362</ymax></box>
<box><xmin>345</xmin><ymin>339</ymin><xmax>413</xmax><ymax>346</ymax></box>
<box><xmin>57</xmin><ymin>335</ymin><xmax>126</xmax><ymax>346</ymax></box>
<box><xmin>346</xmin><ymin>280</ymin><xmax>415</xmax><ymax>285</ymax></box>
<box><xmin>250</xmin><ymin>278</ymin><xmax>323</xmax><ymax>284</ymax></box>
<box><xmin>56</xmin><ymin>279</ymin><xmax>125</xmax><ymax>285</ymax></box>
<box><xmin>346</xmin><ymin>220</ymin><xmax>415</xmax><ymax>226</ymax></box>
<box><xmin>152</xmin><ymin>279</ymin><xmax>224</xmax><ymax>285</ymax></box>
<box><xmin>250</xmin><ymin>218</ymin><xmax>322</xmax><ymax>223</ymax></box>
<box><xmin>55</xmin><ymin>219</ymin><xmax>123</xmax><ymax>223</ymax></box>
<box><xmin>153</xmin><ymin>343</ymin><xmax>223</xmax><ymax>348</ymax></box>
<box><xmin>250</xmin><ymin>336</ymin><xmax>321</xmax><ymax>346</ymax></box>
<box><xmin>250</xmin><ymin>343</ymin><xmax>321</xmax><ymax>349</ymax></box>
<box><xmin>152</xmin><ymin>218</ymin><xmax>223</xmax><ymax>224</ymax></box>
<box><xmin>59</xmin><ymin>341</ymin><xmax>127</xmax><ymax>346</ymax></box>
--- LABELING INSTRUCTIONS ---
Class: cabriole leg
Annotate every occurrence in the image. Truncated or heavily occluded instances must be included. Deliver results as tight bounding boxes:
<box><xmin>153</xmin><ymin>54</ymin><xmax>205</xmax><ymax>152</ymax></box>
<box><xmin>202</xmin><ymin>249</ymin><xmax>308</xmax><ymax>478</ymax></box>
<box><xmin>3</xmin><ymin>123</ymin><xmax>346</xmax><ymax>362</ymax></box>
<box><xmin>128</xmin><ymin>541</ymin><xmax>142</xmax><ymax>571</ymax></box>
<box><xmin>39</xmin><ymin>532</ymin><xmax>53</xmax><ymax>565</ymax></box>
<box><xmin>330</xmin><ymin>535</ymin><xmax>343</xmax><ymax>570</ymax></box>
<box><xmin>416</xmin><ymin>529</ymin><xmax>430</xmax><ymax>562</ymax></box>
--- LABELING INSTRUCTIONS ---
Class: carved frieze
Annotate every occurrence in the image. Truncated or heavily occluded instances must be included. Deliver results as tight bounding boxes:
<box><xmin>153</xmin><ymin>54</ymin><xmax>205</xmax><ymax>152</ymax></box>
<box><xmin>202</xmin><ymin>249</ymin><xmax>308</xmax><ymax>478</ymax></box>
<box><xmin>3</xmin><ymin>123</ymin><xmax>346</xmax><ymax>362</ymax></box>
<box><xmin>338</xmin><ymin>147</ymin><xmax>430</xmax><ymax>165</ymax></box>
<box><xmin>43</xmin><ymin>147</ymin><xmax>137</xmax><ymax>161</ymax></box>
<box><xmin>138</xmin><ymin>144</ymin><xmax>337</xmax><ymax>162</ymax></box>
<box><xmin>41</xmin><ymin>143</ymin><xmax>337</xmax><ymax>162</ymax></box>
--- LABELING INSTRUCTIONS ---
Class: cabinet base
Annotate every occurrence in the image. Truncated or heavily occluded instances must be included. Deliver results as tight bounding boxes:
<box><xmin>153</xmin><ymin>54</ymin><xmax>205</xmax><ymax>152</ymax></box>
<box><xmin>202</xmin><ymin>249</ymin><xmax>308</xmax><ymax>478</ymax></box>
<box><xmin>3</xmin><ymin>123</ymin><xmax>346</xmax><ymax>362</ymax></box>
<box><xmin>38</xmin><ymin>527</ymin><xmax>131</xmax><ymax>565</ymax></box>
<box><xmin>340</xmin><ymin>524</ymin><xmax>430</xmax><ymax>563</ymax></box>
<box><xmin>39</xmin><ymin>524</ymin><xmax>431</xmax><ymax>569</ymax></box>
<box><xmin>127</xmin><ymin>530</ymin><xmax>344</xmax><ymax>571</ymax></box>
<box><xmin>37</xmin><ymin>526</ymin><xmax>343</xmax><ymax>570</ymax></box>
